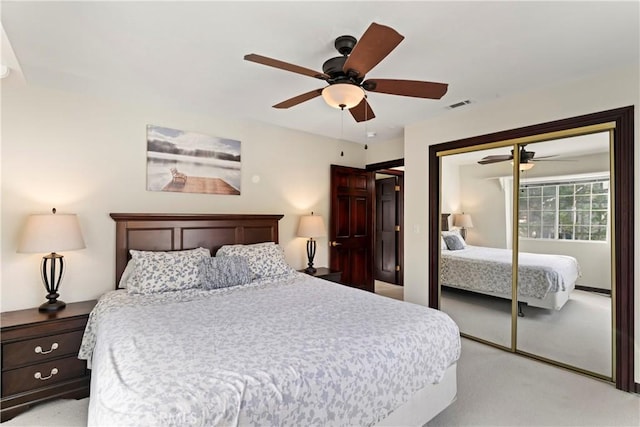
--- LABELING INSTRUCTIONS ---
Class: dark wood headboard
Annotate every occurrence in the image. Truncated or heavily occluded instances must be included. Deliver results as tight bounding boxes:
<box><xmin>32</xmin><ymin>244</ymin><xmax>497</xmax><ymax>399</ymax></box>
<box><xmin>110</xmin><ymin>213</ymin><xmax>284</xmax><ymax>288</ymax></box>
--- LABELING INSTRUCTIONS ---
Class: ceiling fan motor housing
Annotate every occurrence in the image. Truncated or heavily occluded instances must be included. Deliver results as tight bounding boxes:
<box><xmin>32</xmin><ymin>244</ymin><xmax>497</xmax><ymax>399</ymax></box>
<box><xmin>334</xmin><ymin>35</ymin><xmax>357</xmax><ymax>55</ymax></box>
<box><xmin>322</xmin><ymin>56</ymin><xmax>364</xmax><ymax>85</ymax></box>
<box><xmin>521</xmin><ymin>146</ymin><xmax>535</xmax><ymax>162</ymax></box>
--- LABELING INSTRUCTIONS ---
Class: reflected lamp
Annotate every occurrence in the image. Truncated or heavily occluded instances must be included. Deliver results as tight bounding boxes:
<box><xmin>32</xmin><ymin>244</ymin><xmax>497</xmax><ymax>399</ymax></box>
<box><xmin>452</xmin><ymin>213</ymin><xmax>473</xmax><ymax>240</ymax></box>
<box><xmin>511</xmin><ymin>160</ymin><xmax>535</xmax><ymax>171</ymax></box>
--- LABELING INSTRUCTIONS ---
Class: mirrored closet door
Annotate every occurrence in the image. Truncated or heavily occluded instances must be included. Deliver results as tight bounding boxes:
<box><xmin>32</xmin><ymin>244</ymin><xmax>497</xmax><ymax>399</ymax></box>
<box><xmin>438</xmin><ymin>129</ymin><xmax>614</xmax><ymax>380</ymax></box>
<box><xmin>439</xmin><ymin>145</ymin><xmax>513</xmax><ymax>350</ymax></box>
<box><xmin>516</xmin><ymin>134</ymin><xmax>612</xmax><ymax>379</ymax></box>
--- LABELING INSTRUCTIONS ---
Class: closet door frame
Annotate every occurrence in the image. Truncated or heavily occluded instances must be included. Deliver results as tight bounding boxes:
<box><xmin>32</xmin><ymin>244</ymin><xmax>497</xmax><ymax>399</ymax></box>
<box><xmin>428</xmin><ymin>106</ymin><xmax>634</xmax><ymax>392</ymax></box>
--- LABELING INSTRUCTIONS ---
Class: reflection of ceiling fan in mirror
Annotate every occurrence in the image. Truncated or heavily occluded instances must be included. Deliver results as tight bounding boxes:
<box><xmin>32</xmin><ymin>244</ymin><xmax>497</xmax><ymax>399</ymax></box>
<box><xmin>477</xmin><ymin>145</ymin><xmax>565</xmax><ymax>170</ymax></box>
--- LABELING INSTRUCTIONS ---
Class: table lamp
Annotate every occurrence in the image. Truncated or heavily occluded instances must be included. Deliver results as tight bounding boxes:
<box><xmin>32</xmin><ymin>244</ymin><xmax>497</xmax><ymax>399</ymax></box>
<box><xmin>297</xmin><ymin>212</ymin><xmax>326</xmax><ymax>274</ymax></box>
<box><xmin>452</xmin><ymin>213</ymin><xmax>473</xmax><ymax>240</ymax></box>
<box><xmin>17</xmin><ymin>208</ymin><xmax>86</xmax><ymax>312</ymax></box>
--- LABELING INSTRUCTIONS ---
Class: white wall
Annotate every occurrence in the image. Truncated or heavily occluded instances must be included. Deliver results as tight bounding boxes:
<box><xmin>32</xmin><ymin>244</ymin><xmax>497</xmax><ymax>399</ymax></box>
<box><xmin>439</xmin><ymin>159</ymin><xmax>461</xmax><ymax>230</ymax></box>
<box><xmin>457</xmin><ymin>161</ymin><xmax>508</xmax><ymax>248</ymax></box>
<box><xmin>365</xmin><ymin>137</ymin><xmax>403</xmax><ymax>165</ymax></box>
<box><xmin>403</xmin><ymin>64</ymin><xmax>640</xmax><ymax>382</ymax></box>
<box><xmin>0</xmin><ymin>80</ymin><xmax>366</xmax><ymax>311</ymax></box>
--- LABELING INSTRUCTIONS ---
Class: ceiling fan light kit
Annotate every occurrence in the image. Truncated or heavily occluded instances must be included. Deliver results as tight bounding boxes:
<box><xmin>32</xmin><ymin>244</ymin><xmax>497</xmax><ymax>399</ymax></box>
<box><xmin>321</xmin><ymin>84</ymin><xmax>365</xmax><ymax>109</ymax></box>
<box><xmin>244</xmin><ymin>22</ymin><xmax>448</xmax><ymax>122</ymax></box>
<box><xmin>511</xmin><ymin>161</ymin><xmax>535</xmax><ymax>171</ymax></box>
<box><xmin>479</xmin><ymin>145</ymin><xmax>558</xmax><ymax>168</ymax></box>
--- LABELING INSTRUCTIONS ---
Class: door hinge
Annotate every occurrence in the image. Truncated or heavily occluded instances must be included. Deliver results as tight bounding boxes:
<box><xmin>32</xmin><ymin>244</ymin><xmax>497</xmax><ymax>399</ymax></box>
<box><xmin>395</xmin><ymin>185</ymin><xmax>401</xmax><ymax>192</ymax></box>
<box><xmin>395</xmin><ymin>225</ymin><xmax>400</xmax><ymax>232</ymax></box>
<box><xmin>396</xmin><ymin>265</ymin><xmax>401</xmax><ymax>272</ymax></box>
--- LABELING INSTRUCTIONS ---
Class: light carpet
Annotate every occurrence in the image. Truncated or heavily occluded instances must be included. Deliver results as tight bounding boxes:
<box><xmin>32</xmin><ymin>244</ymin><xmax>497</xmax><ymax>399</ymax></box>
<box><xmin>375</xmin><ymin>280</ymin><xmax>404</xmax><ymax>300</ymax></box>
<box><xmin>429</xmin><ymin>339</ymin><xmax>639</xmax><ymax>427</ymax></box>
<box><xmin>4</xmin><ymin>339</ymin><xmax>637</xmax><ymax>427</ymax></box>
<box><xmin>441</xmin><ymin>288</ymin><xmax>612</xmax><ymax>377</ymax></box>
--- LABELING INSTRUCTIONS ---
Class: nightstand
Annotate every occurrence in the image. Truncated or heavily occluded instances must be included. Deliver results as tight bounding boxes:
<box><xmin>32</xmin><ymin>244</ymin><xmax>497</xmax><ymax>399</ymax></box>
<box><xmin>0</xmin><ymin>300</ymin><xmax>97</xmax><ymax>422</ymax></box>
<box><xmin>299</xmin><ymin>267</ymin><xmax>342</xmax><ymax>283</ymax></box>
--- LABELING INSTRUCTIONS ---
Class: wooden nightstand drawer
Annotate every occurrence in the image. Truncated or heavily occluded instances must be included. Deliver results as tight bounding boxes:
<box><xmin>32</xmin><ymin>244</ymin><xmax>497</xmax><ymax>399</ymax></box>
<box><xmin>1</xmin><ymin>300</ymin><xmax>96</xmax><ymax>422</ymax></box>
<box><xmin>2</xmin><ymin>356</ymin><xmax>87</xmax><ymax>397</ymax></box>
<box><xmin>2</xmin><ymin>330</ymin><xmax>85</xmax><ymax>370</ymax></box>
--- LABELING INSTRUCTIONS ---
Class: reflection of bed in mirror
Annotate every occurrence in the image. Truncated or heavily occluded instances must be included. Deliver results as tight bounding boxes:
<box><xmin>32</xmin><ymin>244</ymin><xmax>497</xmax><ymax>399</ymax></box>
<box><xmin>440</xmin><ymin>237</ymin><xmax>580</xmax><ymax>313</ymax></box>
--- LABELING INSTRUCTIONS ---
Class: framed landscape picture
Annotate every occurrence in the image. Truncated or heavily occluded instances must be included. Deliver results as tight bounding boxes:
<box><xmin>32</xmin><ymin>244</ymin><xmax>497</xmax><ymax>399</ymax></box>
<box><xmin>146</xmin><ymin>125</ymin><xmax>241</xmax><ymax>195</ymax></box>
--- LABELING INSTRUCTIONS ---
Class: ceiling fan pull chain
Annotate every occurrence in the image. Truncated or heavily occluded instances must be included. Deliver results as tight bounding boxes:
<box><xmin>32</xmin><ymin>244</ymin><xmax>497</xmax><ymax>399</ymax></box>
<box><xmin>339</xmin><ymin>108</ymin><xmax>345</xmax><ymax>156</ymax></box>
<box><xmin>364</xmin><ymin>96</ymin><xmax>369</xmax><ymax>150</ymax></box>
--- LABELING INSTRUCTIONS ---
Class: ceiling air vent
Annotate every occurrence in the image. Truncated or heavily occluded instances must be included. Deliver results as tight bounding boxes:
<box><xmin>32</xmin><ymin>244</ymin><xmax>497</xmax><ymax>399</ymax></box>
<box><xmin>447</xmin><ymin>100</ymin><xmax>471</xmax><ymax>109</ymax></box>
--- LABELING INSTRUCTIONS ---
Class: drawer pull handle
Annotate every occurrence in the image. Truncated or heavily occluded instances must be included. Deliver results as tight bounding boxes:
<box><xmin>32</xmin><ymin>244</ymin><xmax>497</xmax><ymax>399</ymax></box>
<box><xmin>34</xmin><ymin>368</ymin><xmax>58</xmax><ymax>381</ymax></box>
<box><xmin>34</xmin><ymin>343</ymin><xmax>59</xmax><ymax>355</ymax></box>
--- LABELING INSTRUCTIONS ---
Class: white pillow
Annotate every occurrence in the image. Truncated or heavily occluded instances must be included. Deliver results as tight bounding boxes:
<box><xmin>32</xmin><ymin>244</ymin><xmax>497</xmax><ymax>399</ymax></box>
<box><xmin>118</xmin><ymin>261</ymin><xmax>135</xmax><ymax>289</ymax></box>
<box><xmin>216</xmin><ymin>242</ymin><xmax>295</xmax><ymax>279</ymax></box>
<box><xmin>441</xmin><ymin>236</ymin><xmax>448</xmax><ymax>251</ymax></box>
<box><xmin>127</xmin><ymin>247</ymin><xmax>210</xmax><ymax>294</ymax></box>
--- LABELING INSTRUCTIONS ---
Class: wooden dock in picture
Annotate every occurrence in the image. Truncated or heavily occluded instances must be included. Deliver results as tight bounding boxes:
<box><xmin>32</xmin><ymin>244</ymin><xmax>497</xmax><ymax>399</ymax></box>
<box><xmin>163</xmin><ymin>176</ymin><xmax>240</xmax><ymax>195</ymax></box>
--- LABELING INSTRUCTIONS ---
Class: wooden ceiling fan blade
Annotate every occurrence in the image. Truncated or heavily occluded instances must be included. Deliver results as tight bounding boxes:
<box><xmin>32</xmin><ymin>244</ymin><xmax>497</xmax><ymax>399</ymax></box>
<box><xmin>478</xmin><ymin>155</ymin><xmax>513</xmax><ymax>165</ymax></box>
<box><xmin>363</xmin><ymin>79</ymin><xmax>448</xmax><ymax>99</ymax></box>
<box><xmin>273</xmin><ymin>89</ymin><xmax>323</xmax><ymax>109</ymax></box>
<box><xmin>342</xmin><ymin>23</ymin><xmax>404</xmax><ymax>79</ymax></box>
<box><xmin>244</xmin><ymin>54</ymin><xmax>329</xmax><ymax>80</ymax></box>
<box><xmin>349</xmin><ymin>97</ymin><xmax>376</xmax><ymax>122</ymax></box>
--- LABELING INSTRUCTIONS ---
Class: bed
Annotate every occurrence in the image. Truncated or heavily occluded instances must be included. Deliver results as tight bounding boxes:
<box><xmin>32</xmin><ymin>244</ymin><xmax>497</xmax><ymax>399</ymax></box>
<box><xmin>79</xmin><ymin>213</ymin><xmax>460</xmax><ymax>426</ymax></box>
<box><xmin>440</xmin><ymin>238</ymin><xmax>580</xmax><ymax>312</ymax></box>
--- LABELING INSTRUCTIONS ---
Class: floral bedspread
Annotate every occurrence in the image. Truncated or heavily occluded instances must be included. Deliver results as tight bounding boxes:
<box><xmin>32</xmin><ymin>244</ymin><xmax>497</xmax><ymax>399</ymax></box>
<box><xmin>80</xmin><ymin>272</ymin><xmax>460</xmax><ymax>426</ymax></box>
<box><xmin>441</xmin><ymin>245</ymin><xmax>580</xmax><ymax>299</ymax></box>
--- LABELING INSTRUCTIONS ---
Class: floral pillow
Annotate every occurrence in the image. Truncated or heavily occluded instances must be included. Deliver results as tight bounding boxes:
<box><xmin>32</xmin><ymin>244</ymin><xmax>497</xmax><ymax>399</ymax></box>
<box><xmin>127</xmin><ymin>247</ymin><xmax>210</xmax><ymax>294</ymax></box>
<box><xmin>216</xmin><ymin>242</ymin><xmax>295</xmax><ymax>279</ymax></box>
<box><xmin>199</xmin><ymin>256</ymin><xmax>252</xmax><ymax>290</ymax></box>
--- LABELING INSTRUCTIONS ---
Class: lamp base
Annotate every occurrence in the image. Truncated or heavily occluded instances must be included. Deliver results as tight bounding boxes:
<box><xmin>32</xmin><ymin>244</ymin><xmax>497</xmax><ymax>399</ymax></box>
<box><xmin>39</xmin><ymin>253</ymin><xmax>66</xmax><ymax>313</ymax></box>
<box><xmin>39</xmin><ymin>300</ymin><xmax>66</xmax><ymax>312</ymax></box>
<box><xmin>305</xmin><ymin>239</ymin><xmax>317</xmax><ymax>275</ymax></box>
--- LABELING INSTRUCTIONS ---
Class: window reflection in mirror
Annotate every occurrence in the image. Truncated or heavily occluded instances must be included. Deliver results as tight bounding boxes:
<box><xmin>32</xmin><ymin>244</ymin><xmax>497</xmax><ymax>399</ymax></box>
<box><xmin>516</xmin><ymin>133</ymin><xmax>612</xmax><ymax>378</ymax></box>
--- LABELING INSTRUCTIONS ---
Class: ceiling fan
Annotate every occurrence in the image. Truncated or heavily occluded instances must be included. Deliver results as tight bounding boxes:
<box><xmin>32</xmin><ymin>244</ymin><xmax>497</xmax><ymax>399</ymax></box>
<box><xmin>244</xmin><ymin>22</ymin><xmax>449</xmax><ymax>122</ymax></box>
<box><xmin>478</xmin><ymin>145</ymin><xmax>560</xmax><ymax>168</ymax></box>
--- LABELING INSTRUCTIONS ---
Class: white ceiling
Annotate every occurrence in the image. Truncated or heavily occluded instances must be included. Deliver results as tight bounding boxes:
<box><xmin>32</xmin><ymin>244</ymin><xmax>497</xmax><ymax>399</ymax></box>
<box><xmin>1</xmin><ymin>1</ymin><xmax>638</xmax><ymax>144</ymax></box>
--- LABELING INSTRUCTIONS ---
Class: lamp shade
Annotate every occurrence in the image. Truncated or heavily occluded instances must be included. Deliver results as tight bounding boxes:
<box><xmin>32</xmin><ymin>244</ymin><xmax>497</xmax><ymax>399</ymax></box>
<box><xmin>453</xmin><ymin>213</ymin><xmax>473</xmax><ymax>229</ymax></box>
<box><xmin>510</xmin><ymin>161</ymin><xmax>535</xmax><ymax>171</ymax></box>
<box><xmin>297</xmin><ymin>214</ymin><xmax>326</xmax><ymax>238</ymax></box>
<box><xmin>18</xmin><ymin>212</ymin><xmax>85</xmax><ymax>254</ymax></box>
<box><xmin>321</xmin><ymin>84</ymin><xmax>365</xmax><ymax>109</ymax></box>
